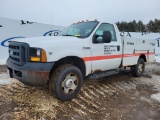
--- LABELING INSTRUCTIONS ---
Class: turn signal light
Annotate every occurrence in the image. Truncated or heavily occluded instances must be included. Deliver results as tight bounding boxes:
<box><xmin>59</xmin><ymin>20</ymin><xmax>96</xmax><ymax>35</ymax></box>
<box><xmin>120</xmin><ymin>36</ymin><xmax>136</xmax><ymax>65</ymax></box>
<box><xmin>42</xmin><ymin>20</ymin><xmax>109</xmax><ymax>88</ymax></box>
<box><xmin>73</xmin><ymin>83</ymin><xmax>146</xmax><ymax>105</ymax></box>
<box><xmin>41</xmin><ymin>49</ymin><xmax>47</xmax><ymax>62</ymax></box>
<box><xmin>30</xmin><ymin>57</ymin><xmax>40</xmax><ymax>62</ymax></box>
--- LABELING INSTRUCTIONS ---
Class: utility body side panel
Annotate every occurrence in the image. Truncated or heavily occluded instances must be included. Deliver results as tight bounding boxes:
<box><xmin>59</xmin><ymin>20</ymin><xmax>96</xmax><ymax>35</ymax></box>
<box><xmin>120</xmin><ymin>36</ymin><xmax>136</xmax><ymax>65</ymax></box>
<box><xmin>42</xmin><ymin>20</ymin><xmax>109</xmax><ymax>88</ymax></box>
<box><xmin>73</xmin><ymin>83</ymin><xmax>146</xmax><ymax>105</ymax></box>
<box><xmin>122</xmin><ymin>36</ymin><xmax>155</xmax><ymax>67</ymax></box>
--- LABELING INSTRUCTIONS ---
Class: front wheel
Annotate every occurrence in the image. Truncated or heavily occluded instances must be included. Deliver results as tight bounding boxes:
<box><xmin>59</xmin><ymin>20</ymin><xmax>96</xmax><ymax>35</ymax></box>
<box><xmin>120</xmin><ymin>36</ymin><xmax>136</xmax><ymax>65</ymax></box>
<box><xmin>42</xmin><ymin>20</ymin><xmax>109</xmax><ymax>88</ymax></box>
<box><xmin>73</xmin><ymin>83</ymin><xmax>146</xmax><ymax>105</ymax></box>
<box><xmin>131</xmin><ymin>58</ymin><xmax>145</xmax><ymax>77</ymax></box>
<box><xmin>49</xmin><ymin>64</ymin><xmax>83</xmax><ymax>101</ymax></box>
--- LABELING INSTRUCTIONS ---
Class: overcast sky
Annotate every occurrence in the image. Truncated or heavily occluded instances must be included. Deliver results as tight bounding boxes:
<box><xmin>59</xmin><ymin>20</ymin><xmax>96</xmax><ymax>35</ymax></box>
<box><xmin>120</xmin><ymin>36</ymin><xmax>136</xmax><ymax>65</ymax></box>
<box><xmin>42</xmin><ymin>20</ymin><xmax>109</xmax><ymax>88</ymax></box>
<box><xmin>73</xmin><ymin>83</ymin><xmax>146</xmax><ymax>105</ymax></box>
<box><xmin>0</xmin><ymin>0</ymin><xmax>160</xmax><ymax>26</ymax></box>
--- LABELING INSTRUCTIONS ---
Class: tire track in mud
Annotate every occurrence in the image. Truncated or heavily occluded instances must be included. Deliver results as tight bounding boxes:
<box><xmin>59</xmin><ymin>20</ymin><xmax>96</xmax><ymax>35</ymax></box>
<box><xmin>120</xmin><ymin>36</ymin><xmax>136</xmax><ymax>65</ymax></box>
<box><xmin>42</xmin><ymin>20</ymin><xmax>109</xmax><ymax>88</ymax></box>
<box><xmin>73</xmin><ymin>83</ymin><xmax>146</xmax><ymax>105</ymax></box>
<box><xmin>55</xmin><ymin>70</ymin><xmax>160</xmax><ymax>119</ymax></box>
<box><xmin>0</xmin><ymin>63</ymin><xmax>160</xmax><ymax>119</ymax></box>
<box><xmin>55</xmin><ymin>77</ymin><xmax>142</xmax><ymax>119</ymax></box>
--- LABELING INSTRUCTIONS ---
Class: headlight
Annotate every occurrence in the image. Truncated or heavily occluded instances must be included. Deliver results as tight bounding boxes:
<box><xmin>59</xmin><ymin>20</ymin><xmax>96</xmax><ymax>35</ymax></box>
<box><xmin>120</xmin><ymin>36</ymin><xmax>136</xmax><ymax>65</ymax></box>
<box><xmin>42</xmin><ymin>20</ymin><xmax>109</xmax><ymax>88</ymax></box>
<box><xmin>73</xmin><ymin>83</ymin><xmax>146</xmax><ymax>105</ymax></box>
<box><xmin>29</xmin><ymin>47</ymin><xmax>47</xmax><ymax>62</ymax></box>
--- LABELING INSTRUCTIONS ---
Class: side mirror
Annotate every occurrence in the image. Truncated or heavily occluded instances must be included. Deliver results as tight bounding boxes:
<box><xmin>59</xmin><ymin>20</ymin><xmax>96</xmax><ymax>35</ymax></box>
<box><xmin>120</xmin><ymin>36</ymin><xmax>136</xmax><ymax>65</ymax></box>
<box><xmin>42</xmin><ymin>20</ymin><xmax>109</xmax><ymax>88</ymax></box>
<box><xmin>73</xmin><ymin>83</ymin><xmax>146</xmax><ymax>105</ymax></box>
<box><xmin>92</xmin><ymin>34</ymin><xmax>99</xmax><ymax>43</ymax></box>
<box><xmin>93</xmin><ymin>31</ymin><xmax>112</xmax><ymax>43</ymax></box>
<box><xmin>103</xmin><ymin>31</ymin><xmax>112</xmax><ymax>43</ymax></box>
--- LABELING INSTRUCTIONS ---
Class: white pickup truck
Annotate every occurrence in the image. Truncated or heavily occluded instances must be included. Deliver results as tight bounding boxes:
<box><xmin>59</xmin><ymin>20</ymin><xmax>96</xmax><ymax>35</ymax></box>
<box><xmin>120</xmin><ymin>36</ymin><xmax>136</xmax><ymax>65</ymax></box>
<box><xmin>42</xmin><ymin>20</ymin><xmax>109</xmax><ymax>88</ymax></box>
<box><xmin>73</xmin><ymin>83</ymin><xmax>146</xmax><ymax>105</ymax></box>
<box><xmin>7</xmin><ymin>21</ymin><xmax>155</xmax><ymax>101</ymax></box>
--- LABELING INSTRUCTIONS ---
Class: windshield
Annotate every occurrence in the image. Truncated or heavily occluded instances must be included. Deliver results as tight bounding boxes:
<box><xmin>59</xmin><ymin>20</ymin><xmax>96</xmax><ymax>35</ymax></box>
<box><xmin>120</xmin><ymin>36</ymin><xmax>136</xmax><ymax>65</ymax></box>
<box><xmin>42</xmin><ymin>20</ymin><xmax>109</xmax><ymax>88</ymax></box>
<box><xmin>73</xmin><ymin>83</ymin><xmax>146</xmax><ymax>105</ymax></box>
<box><xmin>58</xmin><ymin>21</ymin><xmax>99</xmax><ymax>38</ymax></box>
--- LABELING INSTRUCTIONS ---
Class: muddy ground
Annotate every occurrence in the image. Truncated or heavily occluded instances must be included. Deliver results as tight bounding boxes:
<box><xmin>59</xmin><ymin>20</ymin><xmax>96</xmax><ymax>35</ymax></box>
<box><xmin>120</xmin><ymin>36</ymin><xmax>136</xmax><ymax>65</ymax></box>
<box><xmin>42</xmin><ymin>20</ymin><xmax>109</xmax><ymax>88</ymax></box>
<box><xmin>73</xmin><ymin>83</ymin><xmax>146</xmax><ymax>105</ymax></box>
<box><xmin>0</xmin><ymin>63</ymin><xmax>160</xmax><ymax>120</ymax></box>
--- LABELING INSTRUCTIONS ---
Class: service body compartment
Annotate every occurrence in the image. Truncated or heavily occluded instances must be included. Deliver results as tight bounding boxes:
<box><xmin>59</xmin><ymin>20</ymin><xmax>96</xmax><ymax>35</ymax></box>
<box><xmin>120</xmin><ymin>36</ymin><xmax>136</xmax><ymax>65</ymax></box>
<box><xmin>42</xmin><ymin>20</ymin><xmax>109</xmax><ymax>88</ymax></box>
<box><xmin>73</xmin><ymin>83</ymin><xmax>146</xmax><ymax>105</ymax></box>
<box><xmin>122</xmin><ymin>37</ymin><xmax>155</xmax><ymax>67</ymax></box>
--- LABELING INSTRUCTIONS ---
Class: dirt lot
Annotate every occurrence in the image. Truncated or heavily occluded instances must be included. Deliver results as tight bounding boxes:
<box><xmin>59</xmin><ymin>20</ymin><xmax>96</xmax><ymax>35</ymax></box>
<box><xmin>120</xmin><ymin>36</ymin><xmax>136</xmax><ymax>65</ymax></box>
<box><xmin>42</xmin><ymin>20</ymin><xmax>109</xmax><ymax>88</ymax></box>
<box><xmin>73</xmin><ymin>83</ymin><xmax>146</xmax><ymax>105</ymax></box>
<box><xmin>0</xmin><ymin>63</ymin><xmax>160</xmax><ymax>120</ymax></box>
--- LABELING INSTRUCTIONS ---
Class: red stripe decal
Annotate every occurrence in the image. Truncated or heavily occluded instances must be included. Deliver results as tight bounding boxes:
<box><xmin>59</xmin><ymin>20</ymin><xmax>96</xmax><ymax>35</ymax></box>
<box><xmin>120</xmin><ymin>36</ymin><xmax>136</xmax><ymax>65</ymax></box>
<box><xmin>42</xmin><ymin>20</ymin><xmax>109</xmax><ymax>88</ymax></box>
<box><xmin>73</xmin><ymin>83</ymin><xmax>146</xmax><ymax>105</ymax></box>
<box><xmin>83</xmin><ymin>52</ymin><xmax>155</xmax><ymax>62</ymax></box>
<box><xmin>83</xmin><ymin>55</ymin><xmax>121</xmax><ymax>62</ymax></box>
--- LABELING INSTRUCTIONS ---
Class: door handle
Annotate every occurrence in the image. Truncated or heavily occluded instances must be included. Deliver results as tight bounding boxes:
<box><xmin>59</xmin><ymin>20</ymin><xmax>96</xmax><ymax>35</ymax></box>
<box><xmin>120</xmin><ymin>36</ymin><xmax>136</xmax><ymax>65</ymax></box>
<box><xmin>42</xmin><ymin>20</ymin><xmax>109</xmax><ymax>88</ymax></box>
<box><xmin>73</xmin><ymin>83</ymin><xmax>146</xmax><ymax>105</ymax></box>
<box><xmin>117</xmin><ymin>46</ymin><xmax>120</xmax><ymax>51</ymax></box>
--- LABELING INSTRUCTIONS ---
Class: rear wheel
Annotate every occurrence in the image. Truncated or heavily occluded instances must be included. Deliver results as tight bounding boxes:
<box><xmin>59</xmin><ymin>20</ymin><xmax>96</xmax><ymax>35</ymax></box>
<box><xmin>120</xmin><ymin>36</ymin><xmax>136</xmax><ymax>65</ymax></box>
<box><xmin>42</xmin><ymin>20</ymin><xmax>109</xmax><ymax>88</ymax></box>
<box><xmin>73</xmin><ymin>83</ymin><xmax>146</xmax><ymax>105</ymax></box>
<box><xmin>49</xmin><ymin>64</ymin><xmax>83</xmax><ymax>101</ymax></box>
<box><xmin>131</xmin><ymin>58</ymin><xmax>145</xmax><ymax>77</ymax></box>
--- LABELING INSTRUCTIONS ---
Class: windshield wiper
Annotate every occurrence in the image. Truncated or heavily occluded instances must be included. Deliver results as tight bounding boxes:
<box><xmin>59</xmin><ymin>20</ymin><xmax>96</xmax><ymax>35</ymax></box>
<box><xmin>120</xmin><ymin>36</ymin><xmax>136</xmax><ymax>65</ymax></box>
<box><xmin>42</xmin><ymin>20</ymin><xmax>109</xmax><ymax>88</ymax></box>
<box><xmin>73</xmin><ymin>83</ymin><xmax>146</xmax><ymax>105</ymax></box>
<box><xmin>62</xmin><ymin>34</ymin><xmax>84</xmax><ymax>38</ymax></box>
<box><xmin>62</xmin><ymin>34</ymin><xmax>74</xmax><ymax>36</ymax></box>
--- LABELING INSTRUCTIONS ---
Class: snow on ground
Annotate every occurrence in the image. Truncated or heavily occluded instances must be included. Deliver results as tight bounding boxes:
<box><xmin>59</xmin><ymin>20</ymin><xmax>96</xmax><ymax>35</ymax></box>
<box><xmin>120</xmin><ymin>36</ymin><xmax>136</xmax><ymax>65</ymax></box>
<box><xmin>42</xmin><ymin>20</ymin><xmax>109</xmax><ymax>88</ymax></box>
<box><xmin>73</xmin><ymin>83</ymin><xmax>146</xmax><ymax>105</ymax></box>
<box><xmin>0</xmin><ymin>58</ymin><xmax>7</xmax><ymax>65</ymax></box>
<box><xmin>151</xmin><ymin>93</ymin><xmax>160</xmax><ymax>102</ymax></box>
<box><xmin>0</xmin><ymin>73</ymin><xmax>12</xmax><ymax>85</ymax></box>
<box><xmin>151</xmin><ymin>76</ymin><xmax>160</xmax><ymax>102</ymax></box>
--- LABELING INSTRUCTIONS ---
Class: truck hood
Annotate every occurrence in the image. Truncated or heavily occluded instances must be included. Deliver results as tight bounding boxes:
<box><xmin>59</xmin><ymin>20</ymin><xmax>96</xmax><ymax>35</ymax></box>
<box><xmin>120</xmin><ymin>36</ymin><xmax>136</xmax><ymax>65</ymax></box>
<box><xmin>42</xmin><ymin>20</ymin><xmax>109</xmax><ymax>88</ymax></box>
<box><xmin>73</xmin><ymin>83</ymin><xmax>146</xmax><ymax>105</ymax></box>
<box><xmin>12</xmin><ymin>36</ymin><xmax>87</xmax><ymax>48</ymax></box>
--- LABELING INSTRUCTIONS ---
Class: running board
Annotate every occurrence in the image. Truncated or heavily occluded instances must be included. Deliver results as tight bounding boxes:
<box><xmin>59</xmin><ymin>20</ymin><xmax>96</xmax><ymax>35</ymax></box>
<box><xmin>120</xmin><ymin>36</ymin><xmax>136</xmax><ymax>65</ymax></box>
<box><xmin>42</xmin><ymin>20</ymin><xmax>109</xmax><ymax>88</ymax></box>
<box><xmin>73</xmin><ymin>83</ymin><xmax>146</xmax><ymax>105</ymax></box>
<box><xmin>88</xmin><ymin>69</ymin><xmax>120</xmax><ymax>80</ymax></box>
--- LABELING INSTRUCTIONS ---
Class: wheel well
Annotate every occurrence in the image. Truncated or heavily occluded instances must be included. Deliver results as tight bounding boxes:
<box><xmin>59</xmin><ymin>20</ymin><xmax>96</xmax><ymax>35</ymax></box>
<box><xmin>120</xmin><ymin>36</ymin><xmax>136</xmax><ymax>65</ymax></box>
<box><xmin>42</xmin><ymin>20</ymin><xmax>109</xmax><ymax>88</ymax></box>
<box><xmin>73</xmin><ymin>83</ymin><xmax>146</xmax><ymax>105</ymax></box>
<box><xmin>49</xmin><ymin>56</ymin><xmax>86</xmax><ymax>79</ymax></box>
<box><xmin>139</xmin><ymin>54</ymin><xmax>147</xmax><ymax>62</ymax></box>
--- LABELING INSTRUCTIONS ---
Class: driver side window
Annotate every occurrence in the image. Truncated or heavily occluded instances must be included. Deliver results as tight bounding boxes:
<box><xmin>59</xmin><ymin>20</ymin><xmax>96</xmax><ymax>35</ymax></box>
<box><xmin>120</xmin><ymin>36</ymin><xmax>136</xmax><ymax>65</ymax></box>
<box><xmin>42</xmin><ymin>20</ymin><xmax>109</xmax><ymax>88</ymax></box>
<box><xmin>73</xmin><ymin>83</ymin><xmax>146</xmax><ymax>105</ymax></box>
<box><xmin>95</xmin><ymin>23</ymin><xmax>117</xmax><ymax>43</ymax></box>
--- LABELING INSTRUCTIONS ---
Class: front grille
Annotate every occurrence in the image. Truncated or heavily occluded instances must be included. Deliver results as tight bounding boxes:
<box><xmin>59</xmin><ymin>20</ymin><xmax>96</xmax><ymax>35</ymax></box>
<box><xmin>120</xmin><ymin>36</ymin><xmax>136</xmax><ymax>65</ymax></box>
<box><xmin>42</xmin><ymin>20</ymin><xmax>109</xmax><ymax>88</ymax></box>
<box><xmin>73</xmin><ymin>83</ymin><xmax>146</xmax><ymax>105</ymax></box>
<box><xmin>9</xmin><ymin>42</ymin><xmax>29</xmax><ymax>65</ymax></box>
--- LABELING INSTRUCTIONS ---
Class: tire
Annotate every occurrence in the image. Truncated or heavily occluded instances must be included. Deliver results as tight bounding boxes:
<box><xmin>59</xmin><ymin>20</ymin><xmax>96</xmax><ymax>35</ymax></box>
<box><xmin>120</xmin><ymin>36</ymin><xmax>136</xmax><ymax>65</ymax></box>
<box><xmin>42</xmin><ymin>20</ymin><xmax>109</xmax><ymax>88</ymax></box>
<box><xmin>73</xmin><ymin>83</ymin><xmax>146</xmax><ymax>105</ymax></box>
<box><xmin>49</xmin><ymin>64</ymin><xmax>83</xmax><ymax>101</ymax></box>
<box><xmin>131</xmin><ymin>58</ymin><xmax>145</xmax><ymax>77</ymax></box>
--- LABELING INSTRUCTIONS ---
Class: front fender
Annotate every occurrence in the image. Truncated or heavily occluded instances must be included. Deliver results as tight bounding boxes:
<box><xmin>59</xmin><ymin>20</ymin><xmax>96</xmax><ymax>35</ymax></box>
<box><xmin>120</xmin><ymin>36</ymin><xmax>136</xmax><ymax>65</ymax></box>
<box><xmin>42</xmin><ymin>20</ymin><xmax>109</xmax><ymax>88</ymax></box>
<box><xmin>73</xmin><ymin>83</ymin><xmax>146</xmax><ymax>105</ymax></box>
<box><xmin>47</xmin><ymin>48</ymin><xmax>85</xmax><ymax>62</ymax></box>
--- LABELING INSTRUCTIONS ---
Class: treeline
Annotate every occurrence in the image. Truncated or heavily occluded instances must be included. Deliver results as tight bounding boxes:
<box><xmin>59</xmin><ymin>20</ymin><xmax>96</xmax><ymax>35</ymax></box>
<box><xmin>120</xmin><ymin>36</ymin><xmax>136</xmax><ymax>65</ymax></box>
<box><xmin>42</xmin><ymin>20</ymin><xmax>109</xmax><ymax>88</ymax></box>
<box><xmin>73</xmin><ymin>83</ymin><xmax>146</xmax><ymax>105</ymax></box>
<box><xmin>116</xmin><ymin>19</ymin><xmax>160</xmax><ymax>33</ymax></box>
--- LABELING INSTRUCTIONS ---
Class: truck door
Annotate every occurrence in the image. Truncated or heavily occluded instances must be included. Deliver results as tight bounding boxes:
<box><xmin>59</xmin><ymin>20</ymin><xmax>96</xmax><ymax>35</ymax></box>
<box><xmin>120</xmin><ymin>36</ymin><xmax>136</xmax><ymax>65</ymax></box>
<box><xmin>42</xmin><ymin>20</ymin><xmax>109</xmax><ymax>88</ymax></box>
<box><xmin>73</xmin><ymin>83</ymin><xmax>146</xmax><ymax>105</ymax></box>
<box><xmin>91</xmin><ymin>23</ymin><xmax>122</xmax><ymax>72</ymax></box>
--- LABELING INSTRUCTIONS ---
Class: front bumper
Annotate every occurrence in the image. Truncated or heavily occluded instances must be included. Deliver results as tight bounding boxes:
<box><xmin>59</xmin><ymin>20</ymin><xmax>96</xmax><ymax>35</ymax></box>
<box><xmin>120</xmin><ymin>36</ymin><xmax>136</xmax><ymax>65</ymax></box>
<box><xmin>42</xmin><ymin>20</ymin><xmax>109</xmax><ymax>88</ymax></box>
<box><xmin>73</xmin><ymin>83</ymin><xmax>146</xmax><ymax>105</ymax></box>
<box><xmin>7</xmin><ymin>59</ymin><xmax>54</xmax><ymax>87</ymax></box>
